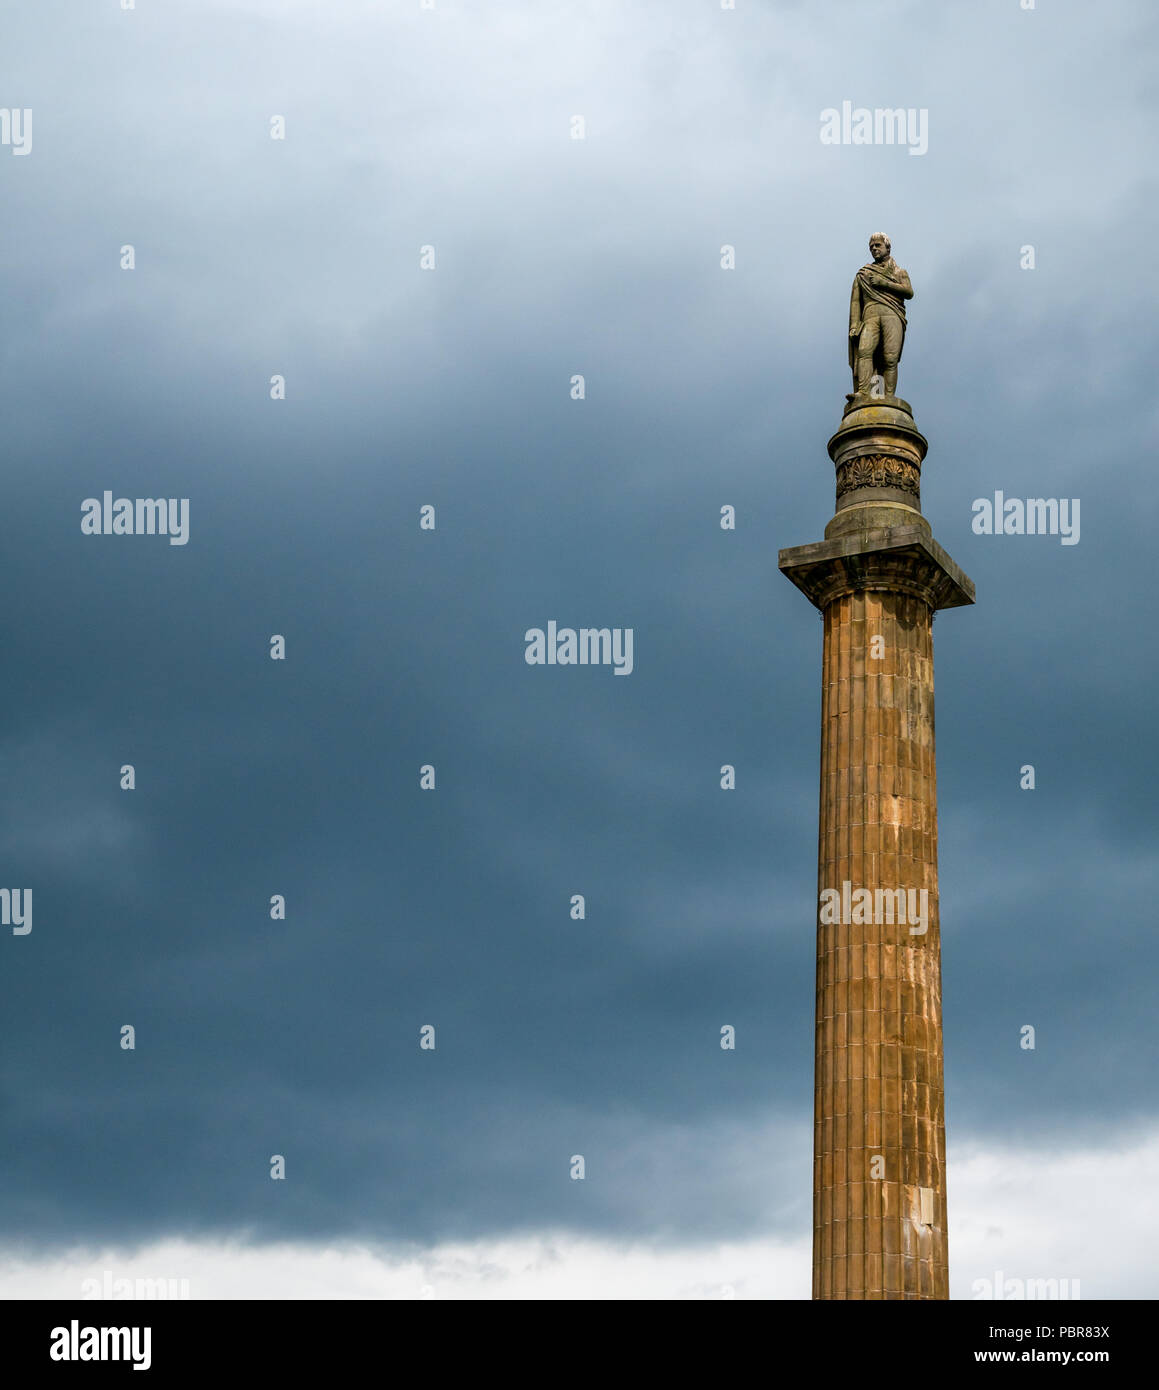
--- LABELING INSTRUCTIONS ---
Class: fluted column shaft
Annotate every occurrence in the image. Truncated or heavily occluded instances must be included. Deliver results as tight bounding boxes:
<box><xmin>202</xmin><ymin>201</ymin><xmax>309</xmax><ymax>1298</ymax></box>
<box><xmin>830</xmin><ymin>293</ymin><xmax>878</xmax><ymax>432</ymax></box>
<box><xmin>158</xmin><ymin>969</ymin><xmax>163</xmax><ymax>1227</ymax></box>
<box><xmin>813</xmin><ymin>587</ymin><xmax>946</xmax><ymax>1299</ymax></box>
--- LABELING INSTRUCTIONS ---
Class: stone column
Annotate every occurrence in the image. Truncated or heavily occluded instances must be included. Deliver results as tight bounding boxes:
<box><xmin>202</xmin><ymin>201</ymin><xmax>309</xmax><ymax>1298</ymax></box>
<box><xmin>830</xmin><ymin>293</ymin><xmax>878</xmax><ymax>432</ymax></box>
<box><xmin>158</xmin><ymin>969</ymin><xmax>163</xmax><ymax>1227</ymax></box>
<box><xmin>779</xmin><ymin>397</ymin><xmax>974</xmax><ymax>1300</ymax></box>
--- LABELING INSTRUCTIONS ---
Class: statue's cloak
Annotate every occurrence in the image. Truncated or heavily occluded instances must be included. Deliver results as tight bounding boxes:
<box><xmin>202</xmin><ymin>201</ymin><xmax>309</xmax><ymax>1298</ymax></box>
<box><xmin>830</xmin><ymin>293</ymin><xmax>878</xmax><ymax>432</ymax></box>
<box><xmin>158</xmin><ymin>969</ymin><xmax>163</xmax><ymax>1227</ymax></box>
<box><xmin>848</xmin><ymin>258</ymin><xmax>909</xmax><ymax>378</ymax></box>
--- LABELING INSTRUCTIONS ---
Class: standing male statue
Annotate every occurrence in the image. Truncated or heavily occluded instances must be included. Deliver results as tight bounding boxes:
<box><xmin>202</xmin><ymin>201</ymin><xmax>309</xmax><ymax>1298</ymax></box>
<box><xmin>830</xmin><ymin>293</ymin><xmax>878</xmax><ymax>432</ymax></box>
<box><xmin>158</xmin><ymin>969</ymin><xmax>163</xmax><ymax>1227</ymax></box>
<box><xmin>847</xmin><ymin>233</ymin><xmax>913</xmax><ymax>400</ymax></box>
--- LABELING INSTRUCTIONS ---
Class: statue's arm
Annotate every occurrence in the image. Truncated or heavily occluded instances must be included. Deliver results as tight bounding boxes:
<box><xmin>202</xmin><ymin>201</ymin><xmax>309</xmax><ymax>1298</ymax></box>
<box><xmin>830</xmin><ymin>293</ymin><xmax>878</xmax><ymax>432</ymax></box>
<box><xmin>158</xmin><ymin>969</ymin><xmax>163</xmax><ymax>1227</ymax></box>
<box><xmin>890</xmin><ymin>268</ymin><xmax>914</xmax><ymax>300</ymax></box>
<box><xmin>859</xmin><ymin>265</ymin><xmax>913</xmax><ymax>300</ymax></box>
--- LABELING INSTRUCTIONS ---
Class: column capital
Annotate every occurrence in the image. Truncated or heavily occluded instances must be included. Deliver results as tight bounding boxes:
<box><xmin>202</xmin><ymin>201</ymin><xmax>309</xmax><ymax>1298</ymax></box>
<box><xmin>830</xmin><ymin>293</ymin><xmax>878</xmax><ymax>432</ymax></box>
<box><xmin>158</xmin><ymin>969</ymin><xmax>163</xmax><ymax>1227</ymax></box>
<box><xmin>778</xmin><ymin>527</ymin><xmax>975</xmax><ymax>612</ymax></box>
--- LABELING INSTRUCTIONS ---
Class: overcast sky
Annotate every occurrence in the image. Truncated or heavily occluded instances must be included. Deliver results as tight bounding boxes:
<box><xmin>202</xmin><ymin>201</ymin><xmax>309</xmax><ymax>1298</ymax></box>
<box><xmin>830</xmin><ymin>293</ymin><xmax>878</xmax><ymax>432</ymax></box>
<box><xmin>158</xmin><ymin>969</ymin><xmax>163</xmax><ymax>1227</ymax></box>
<box><xmin>0</xmin><ymin>0</ymin><xmax>1155</xmax><ymax>1299</ymax></box>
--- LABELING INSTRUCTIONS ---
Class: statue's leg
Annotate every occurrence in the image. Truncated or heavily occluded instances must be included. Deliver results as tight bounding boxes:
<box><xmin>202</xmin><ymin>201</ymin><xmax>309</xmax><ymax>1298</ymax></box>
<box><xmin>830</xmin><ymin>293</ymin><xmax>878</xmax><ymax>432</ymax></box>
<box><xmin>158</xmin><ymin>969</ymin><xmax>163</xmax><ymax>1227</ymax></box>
<box><xmin>857</xmin><ymin>313</ymin><xmax>881</xmax><ymax>395</ymax></box>
<box><xmin>881</xmin><ymin>313</ymin><xmax>903</xmax><ymax>396</ymax></box>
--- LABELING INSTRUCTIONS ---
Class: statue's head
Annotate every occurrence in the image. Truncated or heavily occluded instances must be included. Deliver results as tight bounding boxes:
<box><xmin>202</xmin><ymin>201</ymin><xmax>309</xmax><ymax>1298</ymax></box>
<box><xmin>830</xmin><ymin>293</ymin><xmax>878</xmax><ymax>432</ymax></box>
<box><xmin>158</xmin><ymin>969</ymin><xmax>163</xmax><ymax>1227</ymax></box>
<box><xmin>868</xmin><ymin>233</ymin><xmax>891</xmax><ymax>261</ymax></box>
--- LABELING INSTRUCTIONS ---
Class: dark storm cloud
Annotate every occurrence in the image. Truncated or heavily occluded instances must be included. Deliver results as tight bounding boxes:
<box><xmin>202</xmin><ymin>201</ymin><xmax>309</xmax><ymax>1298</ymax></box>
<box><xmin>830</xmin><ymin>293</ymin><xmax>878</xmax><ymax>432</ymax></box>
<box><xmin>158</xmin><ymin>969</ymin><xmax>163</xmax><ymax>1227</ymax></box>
<box><xmin>0</xmin><ymin>0</ymin><xmax>1155</xmax><ymax>1249</ymax></box>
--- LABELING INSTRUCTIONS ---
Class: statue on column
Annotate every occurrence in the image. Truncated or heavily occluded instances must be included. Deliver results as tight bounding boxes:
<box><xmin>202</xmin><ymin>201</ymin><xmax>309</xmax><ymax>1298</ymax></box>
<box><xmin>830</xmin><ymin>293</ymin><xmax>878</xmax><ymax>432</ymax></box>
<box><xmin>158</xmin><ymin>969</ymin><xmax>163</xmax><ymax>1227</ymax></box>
<box><xmin>846</xmin><ymin>233</ymin><xmax>912</xmax><ymax>401</ymax></box>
